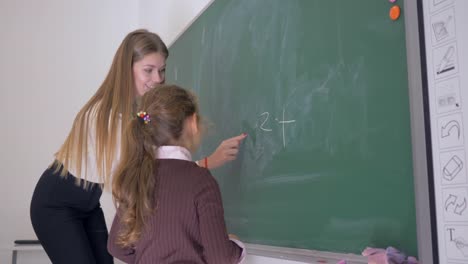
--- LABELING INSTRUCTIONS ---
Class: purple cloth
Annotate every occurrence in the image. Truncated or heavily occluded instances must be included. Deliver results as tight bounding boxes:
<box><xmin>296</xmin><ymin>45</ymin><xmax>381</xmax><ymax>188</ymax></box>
<box><xmin>362</xmin><ymin>247</ymin><xmax>418</xmax><ymax>264</ymax></box>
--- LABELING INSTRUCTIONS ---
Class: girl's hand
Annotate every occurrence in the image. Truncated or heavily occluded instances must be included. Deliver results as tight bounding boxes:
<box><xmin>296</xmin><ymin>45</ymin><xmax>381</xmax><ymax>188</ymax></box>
<box><xmin>207</xmin><ymin>133</ymin><xmax>247</xmax><ymax>169</ymax></box>
<box><xmin>228</xmin><ymin>234</ymin><xmax>240</xmax><ymax>240</ymax></box>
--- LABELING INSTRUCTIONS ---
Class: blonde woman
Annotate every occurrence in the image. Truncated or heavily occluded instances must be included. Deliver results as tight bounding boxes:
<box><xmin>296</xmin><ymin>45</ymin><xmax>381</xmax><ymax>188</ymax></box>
<box><xmin>30</xmin><ymin>29</ymin><xmax>246</xmax><ymax>264</ymax></box>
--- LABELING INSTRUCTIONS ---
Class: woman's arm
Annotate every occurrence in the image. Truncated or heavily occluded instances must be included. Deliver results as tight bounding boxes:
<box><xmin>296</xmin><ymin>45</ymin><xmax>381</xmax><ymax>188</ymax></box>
<box><xmin>197</xmin><ymin>133</ymin><xmax>247</xmax><ymax>169</ymax></box>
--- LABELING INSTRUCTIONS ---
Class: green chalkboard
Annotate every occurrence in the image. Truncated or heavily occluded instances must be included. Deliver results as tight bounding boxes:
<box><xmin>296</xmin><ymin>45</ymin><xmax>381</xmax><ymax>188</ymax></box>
<box><xmin>166</xmin><ymin>0</ymin><xmax>417</xmax><ymax>256</ymax></box>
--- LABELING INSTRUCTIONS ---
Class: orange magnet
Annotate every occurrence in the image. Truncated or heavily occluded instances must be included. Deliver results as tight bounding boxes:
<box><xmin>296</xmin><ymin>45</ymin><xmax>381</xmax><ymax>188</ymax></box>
<box><xmin>389</xmin><ymin>5</ymin><xmax>401</xmax><ymax>21</ymax></box>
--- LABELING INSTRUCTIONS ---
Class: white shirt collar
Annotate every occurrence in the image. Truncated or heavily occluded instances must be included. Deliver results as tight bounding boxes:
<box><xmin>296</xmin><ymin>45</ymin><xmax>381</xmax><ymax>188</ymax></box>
<box><xmin>156</xmin><ymin>146</ymin><xmax>192</xmax><ymax>161</ymax></box>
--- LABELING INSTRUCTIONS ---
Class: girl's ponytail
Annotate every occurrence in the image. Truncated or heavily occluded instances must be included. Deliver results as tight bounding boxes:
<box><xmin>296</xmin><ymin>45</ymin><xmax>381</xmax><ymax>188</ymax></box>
<box><xmin>112</xmin><ymin>113</ymin><xmax>158</xmax><ymax>247</ymax></box>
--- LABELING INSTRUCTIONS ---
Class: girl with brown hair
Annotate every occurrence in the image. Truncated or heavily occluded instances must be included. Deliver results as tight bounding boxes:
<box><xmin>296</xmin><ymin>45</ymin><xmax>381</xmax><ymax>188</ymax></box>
<box><xmin>108</xmin><ymin>85</ymin><xmax>245</xmax><ymax>263</ymax></box>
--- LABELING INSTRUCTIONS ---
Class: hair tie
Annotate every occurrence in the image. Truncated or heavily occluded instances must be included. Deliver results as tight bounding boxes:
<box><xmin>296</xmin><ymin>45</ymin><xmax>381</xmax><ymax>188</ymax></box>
<box><xmin>137</xmin><ymin>111</ymin><xmax>151</xmax><ymax>124</ymax></box>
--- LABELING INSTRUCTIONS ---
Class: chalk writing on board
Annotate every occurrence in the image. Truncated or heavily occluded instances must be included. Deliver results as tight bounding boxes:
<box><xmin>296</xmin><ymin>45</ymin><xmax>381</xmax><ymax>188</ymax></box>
<box><xmin>256</xmin><ymin>107</ymin><xmax>296</xmax><ymax>148</ymax></box>
<box><xmin>259</xmin><ymin>112</ymin><xmax>273</xmax><ymax>132</ymax></box>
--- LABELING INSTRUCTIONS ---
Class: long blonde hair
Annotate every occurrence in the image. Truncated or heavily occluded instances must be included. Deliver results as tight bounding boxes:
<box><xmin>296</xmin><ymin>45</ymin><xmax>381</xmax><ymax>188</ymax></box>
<box><xmin>53</xmin><ymin>29</ymin><xmax>168</xmax><ymax>188</ymax></box>
<box><xmin>113</xmin><ymin>85</ymin><xmax>199</xmax><ymax>248</ymax></box>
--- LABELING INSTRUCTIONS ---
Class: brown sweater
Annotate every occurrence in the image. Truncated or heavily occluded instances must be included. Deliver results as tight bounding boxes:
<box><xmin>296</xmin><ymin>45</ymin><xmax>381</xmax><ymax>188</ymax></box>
<box><xmin>108</xmin><ymin>159</ymin><xmax>242</xmax><ymax>264</ymax></box>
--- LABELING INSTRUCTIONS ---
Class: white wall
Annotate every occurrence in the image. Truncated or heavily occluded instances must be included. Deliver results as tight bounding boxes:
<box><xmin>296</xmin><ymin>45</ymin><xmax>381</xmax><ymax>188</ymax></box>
<box><xmin>139</xmin><ymin>0</ymin><xmax>214</xmax><ymax>46</ymax></box>
<box><xmin>0</xmin><ymin>0</ymin><xmax>137</xmax><ymax>263</ymax></box>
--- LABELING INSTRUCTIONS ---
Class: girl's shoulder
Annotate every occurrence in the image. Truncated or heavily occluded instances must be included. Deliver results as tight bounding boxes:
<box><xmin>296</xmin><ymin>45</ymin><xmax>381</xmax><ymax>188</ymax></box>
<box><xmin>160</xmin><ymin>159</ymin><xmax>216</xmax><ymax>186</ymax></box>
<box><xmin>190</xmin><ymin>164</ymin><xmax>219</xmax><ymax>190</ymax></box>
<box><xmin>157</xmin><ymin>159</ymin><xmax>217</xmax><ymax>190</ymax></box>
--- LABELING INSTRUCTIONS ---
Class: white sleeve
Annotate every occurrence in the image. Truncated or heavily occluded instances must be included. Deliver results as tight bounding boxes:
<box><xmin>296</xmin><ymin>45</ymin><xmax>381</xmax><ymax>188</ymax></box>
<box><xmin>229</xmin><ymin>238</ymin><xmax>247</xmax><ymax>263</ymax></box>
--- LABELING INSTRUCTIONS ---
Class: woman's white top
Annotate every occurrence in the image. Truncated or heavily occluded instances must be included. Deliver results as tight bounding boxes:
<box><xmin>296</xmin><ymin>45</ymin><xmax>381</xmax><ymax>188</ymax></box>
<box><xmin>66</xmin><ymin>113</ymin><xmax>121</xmax><ymax>184</ymax></box>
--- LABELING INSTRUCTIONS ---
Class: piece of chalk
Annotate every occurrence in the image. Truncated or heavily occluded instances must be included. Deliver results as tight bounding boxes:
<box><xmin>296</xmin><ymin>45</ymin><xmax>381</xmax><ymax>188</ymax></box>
<box><xmin>336</xmin><ymin>260</ymin><xmax>347</xmax><ymax>264</ymax></box>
